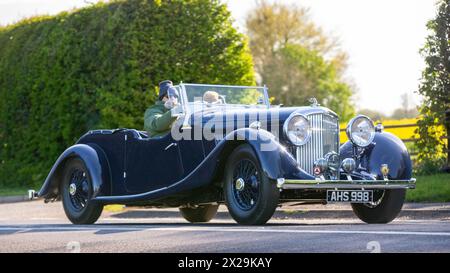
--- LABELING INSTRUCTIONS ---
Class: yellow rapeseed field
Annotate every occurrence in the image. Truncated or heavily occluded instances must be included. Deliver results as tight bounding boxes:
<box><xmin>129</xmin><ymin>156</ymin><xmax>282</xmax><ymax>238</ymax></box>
<box><xmin>339</xmin><ymin>118</ymin><xmax>419</xmax><ymax>143</ymax></box>
<box><xmin>339</xmin><ymin>118</ymin><xmax>447</xmax><ymax>152</ymax></box>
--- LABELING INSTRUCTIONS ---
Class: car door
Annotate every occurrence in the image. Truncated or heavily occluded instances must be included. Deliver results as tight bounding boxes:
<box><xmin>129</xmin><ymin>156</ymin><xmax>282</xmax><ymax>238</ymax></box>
<box><xmin>124</xmin><ymin>131</ymin><xmax>184</xmax><ymax>194</ymax></box>
<box><xmin>175</xmin><ymin>113</ymin><xmax>209</xmax><ymax>177</ymax></box>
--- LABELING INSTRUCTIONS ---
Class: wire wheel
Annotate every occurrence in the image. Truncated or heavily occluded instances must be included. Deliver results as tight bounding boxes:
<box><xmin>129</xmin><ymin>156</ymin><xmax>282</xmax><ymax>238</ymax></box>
<box><xmin>67</xmin><ymin>169</ymin><xmax>90</xmax><ymax>212</ymax></box>
<box><xmin>224</xmin><ymin>144</ymin><xmax>279</xmax><ymax>225</ymax></box>
<box><xmin>231</xmin><ymin>159</ymin><xmax>261</xmax><ymax>211</ymax></box>
<box><xmin>61</xmin><ymin>157</ymin><xmax>103</xmax><ymax>225</ymax></box>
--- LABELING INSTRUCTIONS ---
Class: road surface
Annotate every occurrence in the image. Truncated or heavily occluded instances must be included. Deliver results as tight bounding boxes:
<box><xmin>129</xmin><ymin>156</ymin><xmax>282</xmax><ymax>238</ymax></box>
<box><xmin>1</xmin><ymin>201</ymin><xmax>450</xmax><ymax>253</ymax></box>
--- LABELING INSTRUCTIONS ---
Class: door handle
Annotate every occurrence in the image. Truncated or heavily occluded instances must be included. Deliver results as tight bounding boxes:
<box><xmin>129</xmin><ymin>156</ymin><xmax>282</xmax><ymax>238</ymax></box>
<box><xmin>164</xmin><ymin>142</ymin><xmax>178</xmax><ymax>151</ymax></box>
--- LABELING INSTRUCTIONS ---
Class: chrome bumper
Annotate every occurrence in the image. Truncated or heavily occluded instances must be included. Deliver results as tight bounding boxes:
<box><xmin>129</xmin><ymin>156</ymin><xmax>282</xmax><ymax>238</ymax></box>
<box><xmin>278</xmin><ymin>178</ymin><xmax>416</xmax><ymax>190</ymax></box>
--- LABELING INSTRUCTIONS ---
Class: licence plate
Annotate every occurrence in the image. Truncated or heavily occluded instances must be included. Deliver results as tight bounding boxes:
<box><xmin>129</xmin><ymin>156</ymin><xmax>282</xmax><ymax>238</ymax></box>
<box><xmin>326</xmin><ymin>190</ymin><xmax>373</xmax><ymax>203</ymax></box>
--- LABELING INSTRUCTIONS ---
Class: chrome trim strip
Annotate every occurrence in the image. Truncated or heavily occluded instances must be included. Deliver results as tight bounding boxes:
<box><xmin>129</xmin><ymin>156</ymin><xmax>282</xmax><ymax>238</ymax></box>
<box><xmin>164</xmin><ymin>142</ymin><xmax>178</xmax><ymax>151</ymax></box>
<box><xmin>280</xmin><ymin>179</ymin><xmax>416</xmax><ymax>190</ymax></box>
<box><xmin>290</xmin><ymin>107</ymin><xmax>339</xmax><ymax>119</ymax></box>
<box><xmin>182</xmin><ymin>83</ymin><xmax>265</xmax><ymax>89</ymax></box>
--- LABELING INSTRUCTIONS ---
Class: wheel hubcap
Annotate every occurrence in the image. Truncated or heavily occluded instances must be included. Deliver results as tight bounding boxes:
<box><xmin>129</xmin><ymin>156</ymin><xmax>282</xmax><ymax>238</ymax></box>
<box><xmin>69</xmin><ymin>183</ymin><xmax>77</xmax><ymax>196</ymax></box>
<box><xmin>235</xmin><ymin>178</ymin><xmax>245</xmax><ymax>191</ymax></box>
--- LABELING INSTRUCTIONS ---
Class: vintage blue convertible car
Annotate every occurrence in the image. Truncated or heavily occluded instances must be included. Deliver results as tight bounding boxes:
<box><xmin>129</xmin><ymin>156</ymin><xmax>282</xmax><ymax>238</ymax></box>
<box><xmin>38</xmin><ymin>83</ymin><xmax>415</xmax><ymax>225</ymax></box>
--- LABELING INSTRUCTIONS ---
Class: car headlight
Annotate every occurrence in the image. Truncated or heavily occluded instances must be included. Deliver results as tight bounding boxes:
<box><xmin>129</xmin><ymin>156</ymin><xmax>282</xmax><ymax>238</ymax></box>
<box><xmin>346</xmin><ymin>115</ymin><xmax>375</xmax><ymax>147</ymax></box>
<box><xmin>283</xmin><ymin>114</ymin><xmax>311</xmax><ymax>146</ymax></box>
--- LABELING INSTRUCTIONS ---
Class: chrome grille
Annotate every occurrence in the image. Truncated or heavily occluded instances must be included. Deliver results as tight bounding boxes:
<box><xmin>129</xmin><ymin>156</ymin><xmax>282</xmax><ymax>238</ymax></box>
<box><xmin>289</xmin><ymin>113</ymin><xmax>339</xmax><ymax>175</ymax></box>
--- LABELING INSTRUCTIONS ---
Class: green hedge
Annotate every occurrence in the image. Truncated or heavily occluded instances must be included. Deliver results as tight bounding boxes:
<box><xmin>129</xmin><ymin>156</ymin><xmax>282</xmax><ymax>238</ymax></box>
<box><xmin>0</xmin><ymin>0</ymin><xmax>255</xmax><ymax>188</ymax></box>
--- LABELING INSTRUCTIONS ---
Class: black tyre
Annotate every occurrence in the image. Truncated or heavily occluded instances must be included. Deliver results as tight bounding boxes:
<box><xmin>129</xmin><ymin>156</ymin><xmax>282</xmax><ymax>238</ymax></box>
<box><xmin>179</xmin><ymin>204</ymin><xmax>219</xmax><ymax>223</ymax></box>
<box><xmin>224</xmin><ymin>144</ymin><xmax>279</xmax><ymax>225</ymax></box>
<box><xmin>351</xmin><ymin>189</ymin><xmax>406</xmax><ymax>224</ymax></box>
<box><xmin>60</xmin><ymin>157</ymin><xmax>103</xmax><ymax>224</ymax></box>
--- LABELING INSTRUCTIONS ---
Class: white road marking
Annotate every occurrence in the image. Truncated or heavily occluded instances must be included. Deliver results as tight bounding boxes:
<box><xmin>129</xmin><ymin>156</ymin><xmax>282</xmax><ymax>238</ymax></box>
<box><xmin>1</xmin><ymin>226</ymin><xmax>450</xmax><ymax>237</ymax></box>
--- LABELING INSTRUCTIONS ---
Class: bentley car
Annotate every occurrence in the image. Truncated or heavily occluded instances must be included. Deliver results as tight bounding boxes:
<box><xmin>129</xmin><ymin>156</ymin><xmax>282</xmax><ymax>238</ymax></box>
<box><xmin>38</xmin><ymin>83</ymin><xmax>416</xmax><ymax>225</ymax></box>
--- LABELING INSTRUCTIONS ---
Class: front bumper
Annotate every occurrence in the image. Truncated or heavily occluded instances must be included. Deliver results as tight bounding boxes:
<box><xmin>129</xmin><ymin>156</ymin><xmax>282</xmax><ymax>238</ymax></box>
<box><xmin>278</xmin><ymin>178</ymin><xmax>416</xmax><ymax>190</ymax></box>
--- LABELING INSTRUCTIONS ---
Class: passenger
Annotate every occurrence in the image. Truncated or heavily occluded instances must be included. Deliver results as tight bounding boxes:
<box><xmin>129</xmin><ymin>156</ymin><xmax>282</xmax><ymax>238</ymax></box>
<box><xmin>203</xmin><ymin>91</ymin><xmax>220</xmax><ymax>104</ymax></box>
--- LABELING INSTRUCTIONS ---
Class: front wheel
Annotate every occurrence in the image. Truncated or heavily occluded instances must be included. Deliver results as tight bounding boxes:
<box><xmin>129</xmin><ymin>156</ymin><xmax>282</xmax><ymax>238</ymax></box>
<box><xmin>224</xmin><ymin>144</ymin><xmax>279</xmax><ymax>225</ymax></box>
<box><xmin>61</xmin><ymin>157</ymin><xmax>103</xmax><ymax>224</ymax></box>
<box><xmin>179</xmin><ymin>204</ymin><xmax>219</xmax><ymax>223</ymax></box>
<box><xmin>351</xmin><ymin>189</ymin><xmax>406</xmax><ymax>224</ymax></box>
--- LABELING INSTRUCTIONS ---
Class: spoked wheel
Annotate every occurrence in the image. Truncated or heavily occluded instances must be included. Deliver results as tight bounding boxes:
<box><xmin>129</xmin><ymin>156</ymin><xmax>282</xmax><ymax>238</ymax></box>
<box><xmin>351</xmin><ymin>189</ymin><xmax>406</xmax><ymax>224</ymax></box>
<box><xmin>232</xmin><ymin>159</ymin><xmax>260</xmax><ymax>211</ymax></box>
<box><xmin>61</xmin><ymin>157</ymin><xmax>103</xmax><ymax>224</ymax></box>
<box><xmin>67</xmin><ymin>168</ymin><xmax>89</xmax><ymax>211</ymax></box>
<box><xmin>224</xmin><ymin>144</ymin><xmax>279</xmax><ymax>225</ymax></box>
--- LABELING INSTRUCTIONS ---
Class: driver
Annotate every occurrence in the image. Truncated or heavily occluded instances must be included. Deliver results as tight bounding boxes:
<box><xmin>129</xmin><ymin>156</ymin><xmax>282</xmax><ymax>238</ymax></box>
<box><xmin>144</xmin><ymin>80</ymin><xmax>179</xmax><ymax>138</ymax></box>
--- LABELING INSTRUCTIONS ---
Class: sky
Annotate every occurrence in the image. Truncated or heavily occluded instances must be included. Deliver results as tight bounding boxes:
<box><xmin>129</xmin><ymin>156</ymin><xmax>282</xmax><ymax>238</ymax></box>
<box><xmin>0</xmin><ymin>0</ymin><xmax>439</xmax><ymax>115</ymax></box>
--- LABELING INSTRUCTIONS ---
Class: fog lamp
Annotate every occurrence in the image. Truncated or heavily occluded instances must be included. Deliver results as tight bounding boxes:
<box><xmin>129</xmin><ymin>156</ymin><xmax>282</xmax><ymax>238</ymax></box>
<box><xmin>341</xmin><ymin>158</ymin><xmax>356</xmax><ymax>174</ymax></box>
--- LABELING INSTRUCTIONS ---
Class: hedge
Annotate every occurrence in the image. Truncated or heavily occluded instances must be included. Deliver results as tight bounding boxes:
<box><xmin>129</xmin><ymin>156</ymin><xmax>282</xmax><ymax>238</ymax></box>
<box><xmin>0</xmin><ymin>0</ymin><xmax>255</xmax><ymax>188</ymax></box>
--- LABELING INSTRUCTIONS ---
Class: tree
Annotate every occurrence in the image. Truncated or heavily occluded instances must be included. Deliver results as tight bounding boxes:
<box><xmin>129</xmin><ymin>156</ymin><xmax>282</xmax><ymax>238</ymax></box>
<box><xmin>246</xmin><ymin>0</ymin><xmax>347</xmax><ymax>75</ymax></box>
<box><xmin>389</xmin><ymin>93</ymin><xmax>419</xmax><ymax>120</ymax></box>
<box><xmin>416</xmin><ymin>0</ymin><xmax>449</xmax><ymax>173</ymax></box>
<box><xmin>0</xmin><ymin>0</ymin><xmax>255</xmax><ymax>188</ymax></box>
<box><xmin>357</xmin><ymin>109</ymin><xmax>388</xmax><ymax>122</ymax></box>
<box><xmin>390</xmin><ymin>108</ymin><xmax>419</xmax><ymax>120</ymax></box>
<box><xmin>245</xmin><ymin>0</ymin><xmax>355</xmax><ymax>121</ymax></box>
<box><xmin>265</xmin><ymin>44</ymin><xmax>354</xmax><ymax>121</ymax></box>
<box><xmin>401</xmin><ymin>93</ymin><xmax>412</xmax><ymax>116</ymax></box>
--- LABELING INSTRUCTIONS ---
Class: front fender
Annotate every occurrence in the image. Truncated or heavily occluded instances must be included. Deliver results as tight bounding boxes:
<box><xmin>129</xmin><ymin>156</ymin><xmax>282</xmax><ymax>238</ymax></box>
<box><xmin>340</xmin><ymin>132</ymin><xmax>412</xmax><ymax>180</ymax></box>
<box><xmin>226</xmin><ymin>128</ymin><xmax>310</xmax><ymax>180</ymax></box>
<box><xmin>38</xmin><ymin>143</ymin><xmax>111</xmax><ymax>200</ymax></box>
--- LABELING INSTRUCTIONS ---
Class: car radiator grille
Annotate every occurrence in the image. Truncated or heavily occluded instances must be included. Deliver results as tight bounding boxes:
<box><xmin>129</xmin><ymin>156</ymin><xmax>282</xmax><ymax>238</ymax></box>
<box><xmin>288</xmin><ymin>113</ymin><xmax>340</xmax><ymax>176</ymax></box>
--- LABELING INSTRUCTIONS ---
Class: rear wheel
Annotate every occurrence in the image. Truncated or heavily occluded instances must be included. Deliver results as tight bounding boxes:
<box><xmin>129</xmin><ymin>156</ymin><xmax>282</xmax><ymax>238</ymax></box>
<box><xmin>351</xmin><ymin>189</ymin><xmax>406</xmax><ymax>224</ymax></box>
<box><xmin>179</xmin><ymin>204</ymin><xmax>219</xmax><ymax>223</ymax></box>
<box><xmin>224</xmin><ymin>144</ymin><xmax>279</xmax><ymax>225</ymax></box>
<box><xmin>61</xmin><ymin>157</ymin><xmax>103</xmax><ymax>224</ymax></box>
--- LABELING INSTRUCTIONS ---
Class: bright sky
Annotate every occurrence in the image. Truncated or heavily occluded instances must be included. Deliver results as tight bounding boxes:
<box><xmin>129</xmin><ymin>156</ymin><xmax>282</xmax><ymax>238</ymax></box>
<box><xmin>0</xmin><ymin>0</ymin><xmax>438</xmax><ymax>115</ymax></box>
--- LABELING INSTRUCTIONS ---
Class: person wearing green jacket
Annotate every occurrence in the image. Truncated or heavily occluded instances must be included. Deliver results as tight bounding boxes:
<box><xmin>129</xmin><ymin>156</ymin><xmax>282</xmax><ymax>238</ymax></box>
<box><xmin>144</xmin><ymin>80</ymin><xmax>179</xmax><ymax>138</ymax></box>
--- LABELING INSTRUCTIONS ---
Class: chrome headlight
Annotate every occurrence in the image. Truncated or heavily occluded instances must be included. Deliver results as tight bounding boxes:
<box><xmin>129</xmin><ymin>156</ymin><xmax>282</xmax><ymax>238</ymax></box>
<box><xmin>346</xmin><ymin>115</ymin><xmax>375</xmax><ymax>147</ymax></box>
<box><xmin>283</xmin><ymin>114</ymin><xmax>311</xmax><ymax>146</ymax></box>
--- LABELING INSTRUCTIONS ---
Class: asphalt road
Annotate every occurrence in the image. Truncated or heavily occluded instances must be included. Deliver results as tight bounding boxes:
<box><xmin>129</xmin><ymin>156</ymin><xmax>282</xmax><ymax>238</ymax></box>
<box><xmin>1</xmin><ymin>201</ymin><xmax>450</xmax><ymax>253</ymax></box>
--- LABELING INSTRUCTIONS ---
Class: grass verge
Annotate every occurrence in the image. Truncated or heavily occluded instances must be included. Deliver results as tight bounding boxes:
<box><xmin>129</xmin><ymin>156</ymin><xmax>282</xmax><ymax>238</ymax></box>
<box><xmin>406</xmin><ymin>173</ymin><xmax>450</xmax><ymax>202</ymax></box>
<box><xmin>0</xmin><ymin>187</ymin><xmax>29</xmax><ymax>197</ymax></box>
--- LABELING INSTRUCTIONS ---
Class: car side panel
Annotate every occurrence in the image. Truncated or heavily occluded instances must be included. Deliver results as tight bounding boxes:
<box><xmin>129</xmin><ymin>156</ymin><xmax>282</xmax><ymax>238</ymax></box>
<box><xmin>92</xmin><ymin>128</ymin><xmax>311</xmax><ymax>204</ymax></box>
<box><xmin>124</xmin><ymin>132</ymin><xmax>184</xmax><ymax>193</ymax></box>
<box><xmin>77</xmin><ymin>131</ymin><xmax>126</xmax><ymax>196</ymax></box>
